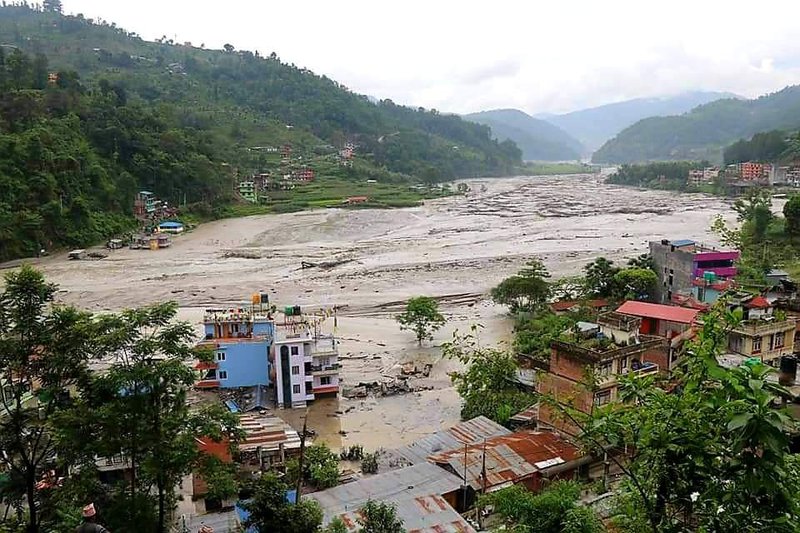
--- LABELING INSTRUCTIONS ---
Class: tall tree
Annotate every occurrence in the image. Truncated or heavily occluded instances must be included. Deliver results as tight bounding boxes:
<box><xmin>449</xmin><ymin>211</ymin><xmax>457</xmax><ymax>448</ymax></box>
<box><xmin>784</xmin><ymin>195</ymin><xmax>800</xmax><ymax>237</ymax></box>
<box><xmin>583</xmin><ymin>257</ymin><xmax>619</xmax><ymax>298</ymax></box>
<box><xmin>0</xmin><ymin>266</ymin><xmax>101</xmax><ymax>532</ymax></box>
<box><xmin>492</xmin><ymin>258</ymin><xmax>552</xmax><ymax>313</ymax></box>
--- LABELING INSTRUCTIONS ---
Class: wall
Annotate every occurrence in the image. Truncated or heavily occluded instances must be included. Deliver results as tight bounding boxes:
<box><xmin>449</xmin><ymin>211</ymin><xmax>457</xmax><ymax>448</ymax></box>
<box><xmin>217</xmin><ymin>340</ymin><xmax>270</xmax><ymax>388</ymax></box>
<box><xmin>649</xmin><ymin>241</ymin><xmax>696</xmax><ymax>304</ymax></box>
<box><xmin>275</xmin><ymin>341</ymin><xmax>311</xmax><ymax>407</ymax></box>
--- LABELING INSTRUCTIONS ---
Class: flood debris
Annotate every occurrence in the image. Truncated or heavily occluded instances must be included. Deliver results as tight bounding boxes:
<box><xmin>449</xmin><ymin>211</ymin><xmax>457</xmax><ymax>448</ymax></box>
<box><xmin>342</xmin><ymin>377</ymin><xmax>434</xmax><ymax>399</ymax></box>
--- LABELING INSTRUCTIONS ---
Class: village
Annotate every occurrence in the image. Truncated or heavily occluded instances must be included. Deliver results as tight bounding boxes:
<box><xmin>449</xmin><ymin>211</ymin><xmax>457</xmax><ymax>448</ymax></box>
<box><xmin>60</xmin><ymin>229</ymin><xmax>800</xmax><ymax>532</ymax></box>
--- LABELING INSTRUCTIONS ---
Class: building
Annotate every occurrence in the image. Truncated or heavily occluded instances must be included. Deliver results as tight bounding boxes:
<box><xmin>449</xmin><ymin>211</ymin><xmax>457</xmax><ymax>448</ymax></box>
<box><xmin>134</xmin><ymin>190</ymin><xmax>157</xmax><ymax>217</ymax></box>
<box><xmin>272</xmin><ymin>316</ymin><xmax>340</xmax><ymax>409</ymax></box>
<box><xmin>237</xmin><ymin>413</ymin><xmax>302</xmax><ymax>471</ymax></box>
<box><xmin>427</xmin><ymin>430</ymin><xmax>586</xmax><ymax>495</ymax></box>
<box><xmin>537</xmin><ymin>311</ymin><xmax>668</xmax><ymax>435</ymax></box>
<box><xmin>615</xmin><ymin>301</ymin><xmax>699</xmax><ymax>339</ymax></box>
<box><xmin>387</xmin><ymin>416</ymin><xmax>511</xmax><ymax>466</ymax></box>
<box><xmin>726</xmin><ymin>294</ymin><xmax>796</xmax><ymax>362</ymax></box>
<box><xmin>649</xmin><ymin>239</ymin><xmax>740</xmax><ymax>304</ymax></box>
<box><xmin>691</xmin><ymin>276</ymin><xmax>736</xmax><ymax>304</ymax></box>
<box><xmin>196</xmin><ymin>304</ymin><xmax>274</xmax><ymax>389</ymax></box>
<box><xmin>740</xmin><ymin>161</ymin><xmax>769</xmax><ymax>181</ymax></box>
<box><xmin>192</xmin><ymin>436</ymin><xmax>236</xmax><ymax>512</ymax></box>
<box><xmin>549</xmin><ymin>299</ymin><xmax>610</xmax><ymax>316</ymax></box>
<box><xmin>307</xmin><ymin>463</ymin><xmax>474</xmax><ymax>532</ymax></box>
<box><xmin>238</xmin><ymin>181</ymin><xmax>258</xmax><ymax>203</ymax></box>
<box><xmin>157</xmin><ymin>221</ymin><xmax>184</xmax><ymax>234</ymax></box>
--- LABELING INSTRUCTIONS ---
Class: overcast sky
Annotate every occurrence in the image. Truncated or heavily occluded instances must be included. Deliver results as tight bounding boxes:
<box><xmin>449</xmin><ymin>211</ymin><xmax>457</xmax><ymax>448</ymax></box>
<box><xmin>63</xmin><ymin>0</ymin><xmax>800</xmax><ymax>115</ymax></box>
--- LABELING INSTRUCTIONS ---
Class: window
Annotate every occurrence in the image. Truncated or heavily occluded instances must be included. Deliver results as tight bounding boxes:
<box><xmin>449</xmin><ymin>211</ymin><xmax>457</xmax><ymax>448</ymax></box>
<box><xmin>320</xmin><ymin>357</ymin><xmax>330</xmax><ymax>367</ymax></box>
<box><xmin>306</xmin><ymin>382</ymin><xmax>313</xmax><ymax>394</ymax></box>
<box><xmin>321</xmin><ymin>376</ymin><xmax>331</xmax><ymax>385</ymax></box>
<box><xmin>618</xmin><ymin>357</ymin><xmax>629</xmax><ymax>373</ymax></box>
<box><xmin>598</xmin><ymin>362</ymin><xmax>612</xmax><ymax>377</ymax></box>
<box><xmin>215</xmin><ymin>351</ymin><xmax>226</xmax><ymax>361</ymax></box>
<box><xmin>594</xmin><ymin>390</ymin><xmax>611</xmax><ymax>406</ymax></box>
<box><xmin>774</xmin><ymin>332</ymin><xmax>785</xmax><ymax>349</ymax></box>
<box><xmin>231</xmin><ymin>323</ymin><xmax>239</xmax><ymax>334</ymax></box>
<box><xmin>291</xmin><ymin>346</ymin><xmax>299</xmax><ymax>356</ymax></box>
<box><xmin>668</xmin><ymin>274</ymin><xmax>674</xmax><ymax>286</ymax></box>
<box><xmin>291</xmin><ymin>365</ymin><xmax>300</xmax><ymax>375</ymax></box>
<box><xmin>292</xmin><ymin>384</ymin><xmax>301</xmax><ymax>394</ymax></box>
<box><xmin>218</xmin><ymin>370</ymin><xmax>228</xmax><ymax>380</ymax></box>
<box><xmin>752</xmin><ymin>336</ymin><xmax>762</xmax><ymax>354</ymax></box>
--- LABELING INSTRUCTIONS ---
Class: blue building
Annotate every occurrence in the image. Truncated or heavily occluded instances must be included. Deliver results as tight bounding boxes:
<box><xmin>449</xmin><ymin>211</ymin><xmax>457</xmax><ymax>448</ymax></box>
<box><xmin>196</xmin><ymin>306</ymin><xmax>274</xmax><ymax>389</ymax></box>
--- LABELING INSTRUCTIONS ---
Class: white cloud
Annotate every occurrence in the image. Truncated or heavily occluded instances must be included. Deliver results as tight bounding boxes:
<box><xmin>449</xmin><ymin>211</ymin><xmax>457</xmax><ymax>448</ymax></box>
<box><xmin>63</xmin><ymin>0</ymin><xmax>800</xmax><ymax>114</ymax></box>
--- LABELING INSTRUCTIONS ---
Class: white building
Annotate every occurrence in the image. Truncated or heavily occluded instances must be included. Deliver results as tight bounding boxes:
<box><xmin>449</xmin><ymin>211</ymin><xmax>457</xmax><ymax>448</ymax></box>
<box><xmin>273</xmin><ymin>323</ymin><xmax>340</xmax><ymax>409</ymax></box>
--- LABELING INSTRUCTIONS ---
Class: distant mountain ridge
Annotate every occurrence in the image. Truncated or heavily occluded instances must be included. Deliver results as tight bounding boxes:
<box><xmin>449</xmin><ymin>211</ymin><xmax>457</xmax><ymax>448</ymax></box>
<box><xmin>464</xmin><ymin>109</ymin><xmax>583</xmax><ymax>161</ymax></box>
<box><xmin>592</xmin><ymin>86</ymin><xmax>800</xmax><ymax>164</ymax></box>
<box><xmin>541</xmin><ymin>91</ymin><xmax>737</xmax><ymax>151</ymax></box>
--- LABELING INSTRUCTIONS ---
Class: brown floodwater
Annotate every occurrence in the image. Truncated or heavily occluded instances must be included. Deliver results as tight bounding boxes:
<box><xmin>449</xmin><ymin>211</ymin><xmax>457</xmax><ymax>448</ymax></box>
<box><xmin>4</xmin><ymin>174</ymin><xmax>740</xmax><ymax>451</ymax></box>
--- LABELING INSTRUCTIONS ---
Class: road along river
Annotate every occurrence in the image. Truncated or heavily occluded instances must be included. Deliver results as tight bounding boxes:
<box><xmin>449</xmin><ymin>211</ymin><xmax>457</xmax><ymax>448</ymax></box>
<box><xmin>7</xmin><ymin>174</ymin><xmax>739</xmax><ymax>450</ymax></box>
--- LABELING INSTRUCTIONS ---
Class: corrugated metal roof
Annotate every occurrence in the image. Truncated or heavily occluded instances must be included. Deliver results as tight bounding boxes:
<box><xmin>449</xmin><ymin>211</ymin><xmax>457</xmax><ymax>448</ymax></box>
<box><xmin>616</xmin><ymin>301</ymin><xmax>699</xmax><ymax>324</ymax></box>
<box><xmin>390</xmin><ymin>416</ymin><xmax>510</xmax><ymax>466</ymax></box>
<box><xmin>671</xmin><ymin>239</ymin><xmax>695</xmax><ymax>247</ymax></box>
<box><xmin>238</xmin><ymin>414</ymin><xmax>301</xmax><ymax>452</ymax></box>
<box><xmin>307</xmin><ymin>463</ymin><xmax>465</xmax><ymax>528</ymax></box>
<box><xmin>334</xmin><ymin>493</ymin><xmax>476</xmax><ymax>533</ymax></box>
<box><xmin>428</xmin><ymin>431</ymin><xmax>582</xmax><ymax>491</ymax></box>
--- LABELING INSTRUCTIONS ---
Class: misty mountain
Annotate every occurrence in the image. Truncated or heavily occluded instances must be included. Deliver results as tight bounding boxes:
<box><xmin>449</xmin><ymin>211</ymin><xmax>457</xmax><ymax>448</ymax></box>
<box><xmin>464</xmin><ymin>109</ymin><xmax>584</xmax><ymax>161</ymax></box>
<box><xmin>592</xmin><ymin>86</ymin><xmax>800</xmax><ymax>164</ymax></box>
<box><xmin>541</xmin><ymin>91</ymin><xmax>737</xmax><ymax>151</ymax></box>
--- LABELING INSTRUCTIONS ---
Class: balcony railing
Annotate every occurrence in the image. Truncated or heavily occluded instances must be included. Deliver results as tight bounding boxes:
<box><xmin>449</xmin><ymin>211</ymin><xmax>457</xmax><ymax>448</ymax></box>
<box><xmin>733</xmin><ymin>318</ymin><xmax>796</xmax><ymax>336</ymax></box>
<box><xmin>598</xmin><ymin>363</ymin><xmax>660</xmax><ymax>385</ymax></box>
<box><xmin>311</xmin><ymin>364</ymin><xmax>341</xmax><ymax>375</ymax></box>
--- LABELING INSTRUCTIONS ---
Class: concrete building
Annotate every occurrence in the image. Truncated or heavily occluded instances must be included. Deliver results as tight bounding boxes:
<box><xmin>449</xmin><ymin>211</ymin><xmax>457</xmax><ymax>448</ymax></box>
<box><xmin>272</xmin><ymin>320</ymin><xmax>340</xmax><ymax>409</ymax></box>
<box><xmin>537</xmin><ymin>311</ymin><xmax>668</xmax><ymax>436</ymax></box>
<box><xmin>650</xmin><ymin>239</ymin><xmax>740</xmax><ymax>304</ymax></box>
<box><xmin>196</xmin><ymin>305</ymin><xmax>274</xmax><ymax>389</ymax></box>
<box><xmin>726</xmin><ymin>294</ymin><xmax>796</xmax><ymax>362</ymax></box>
<box><xmin>740</xmin><ymin>161</ymin><xmax>769</xmax><ymax>181</ymax></box>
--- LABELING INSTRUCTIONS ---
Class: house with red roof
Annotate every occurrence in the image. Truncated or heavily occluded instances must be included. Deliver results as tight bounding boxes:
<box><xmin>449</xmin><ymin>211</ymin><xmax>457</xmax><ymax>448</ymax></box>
<box><xmin>726</xmin><ymin>293</ymin><xmax>797</xmax><ymax>362</ymax></box>
<box><xmin>615</xmin><ymin>301</ymin><xmax>699</xmax><ymax>339</ymax></box>
<box><xmin>549</xmin><ymin>299</ymin><xmax>609</xmax><ymax>315</ymax></box>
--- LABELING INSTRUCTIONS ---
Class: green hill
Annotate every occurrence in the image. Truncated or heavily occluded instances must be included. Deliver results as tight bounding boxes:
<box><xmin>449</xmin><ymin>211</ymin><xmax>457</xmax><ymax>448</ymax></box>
<box><xmin>0</xmin><ymin>4</ymin><xmax>522</xmax><ymax>260</ymax></box>
<box><xmin>592</xmin><ymin>86</ymin><xmax>800</xmax><ymax>164</ymax></box>
<box><xmin>464</xmin><ymin>109</ymin><xmax>583</xmax><ymax>161</ymax></box>
<box><xmin>539</xmin><ymin>91</ymin><xmax>735</xmax><ymax>151</ymax></box>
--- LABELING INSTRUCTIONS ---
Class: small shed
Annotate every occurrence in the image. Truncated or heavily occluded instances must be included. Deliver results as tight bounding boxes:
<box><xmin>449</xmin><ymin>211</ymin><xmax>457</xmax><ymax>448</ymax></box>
<box><xmin>157</xmin><ymin>221</ymin><xmax>185</xmax><ymax>234</ymax></box>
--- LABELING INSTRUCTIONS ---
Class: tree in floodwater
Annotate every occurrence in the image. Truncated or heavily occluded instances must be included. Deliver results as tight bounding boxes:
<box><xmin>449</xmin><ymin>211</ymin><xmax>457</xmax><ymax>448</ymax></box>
<box><xmin>396</xmin><ymin>296</ymin><xmax>446</xmax><ymax>346</ymax></box>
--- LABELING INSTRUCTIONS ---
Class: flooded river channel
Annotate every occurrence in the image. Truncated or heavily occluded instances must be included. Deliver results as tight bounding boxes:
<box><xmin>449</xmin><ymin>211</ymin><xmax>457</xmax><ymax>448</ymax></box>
<box><xmin>14</xmin><ymin>174</ymin><xmax>738</xmax><ymax>450</ymax></box>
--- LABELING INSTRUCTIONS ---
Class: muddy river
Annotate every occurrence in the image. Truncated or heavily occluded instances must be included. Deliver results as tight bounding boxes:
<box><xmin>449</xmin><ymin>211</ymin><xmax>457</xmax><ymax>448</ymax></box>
<box><xmin>6</xmin><ymin>174</ymin><xmax>738</xmax><ymax>451</ymax></box>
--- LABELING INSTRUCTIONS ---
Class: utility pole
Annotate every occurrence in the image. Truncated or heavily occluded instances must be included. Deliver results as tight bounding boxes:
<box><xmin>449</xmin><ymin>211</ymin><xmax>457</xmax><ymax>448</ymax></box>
<box><xmin>479</xmin><ymin>438</ymin><xmax>487</xmax><ymax>529</ymax></box>
<box><xmin>461</xmin><ymin>442</ymin><xmax>468</xmax><ymax>511</ymax></box>
<box><xmin>295</xmin><ymin>409</ymin><xmax>308</xmax><ymax>504</ymax></box>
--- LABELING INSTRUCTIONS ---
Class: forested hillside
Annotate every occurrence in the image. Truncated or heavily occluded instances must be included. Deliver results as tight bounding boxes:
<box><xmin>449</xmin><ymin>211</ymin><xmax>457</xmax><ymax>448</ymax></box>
<box><xmin>592</xmin><ymin>86</ymin><xmax>800</xmax><ymax>164</ymax></box>
<box><xmin>463</xmin><ymin>109</ymin><xmax>583</xmax><ymax>161</ymax></box>
<box><xmin>0</xmin><ymin>4</ymin><xmax>522</xmax><ymax>260</ymax></box>
<box><xmin>542</xmin><ymin>91</ymin><xmax>733</xmax><ymax>151</ymax></box>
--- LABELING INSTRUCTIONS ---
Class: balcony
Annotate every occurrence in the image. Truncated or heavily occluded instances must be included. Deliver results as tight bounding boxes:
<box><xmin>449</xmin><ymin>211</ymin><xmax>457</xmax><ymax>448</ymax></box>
<box><xmin>194</xmin><ymin>361</ymin><xmax>218</xmax><ymax>371</ymax></box>
<box><xmin>195</xmin><ymin>379</ymin><xmax>220</xmax><ymax>389</ymax></box>
<box><xmin>598</xmin><ymin>362</ymin><xmax>660</xmax><ymax>386</ymax></box>
<box><xmin>311</xmin><ymin>364</ymin><xmax>341</xmax><ymax>376</ymax></box>
<box><xmin>312</xmin><ymin>384</ymin><xmax>339</xmax><ymax>395</ymax></box>
<box><xmin>733</xmin><ymin>318</ymin><xmax>796</xmax><ymax>337</ymax></box>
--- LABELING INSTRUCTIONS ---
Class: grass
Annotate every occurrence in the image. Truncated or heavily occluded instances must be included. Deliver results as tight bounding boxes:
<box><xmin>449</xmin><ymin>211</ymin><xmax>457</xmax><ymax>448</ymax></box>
<box><xmin>521</xmin><ymin>162</ymin><xmax>599</xmax><ymax>175</ymax></box>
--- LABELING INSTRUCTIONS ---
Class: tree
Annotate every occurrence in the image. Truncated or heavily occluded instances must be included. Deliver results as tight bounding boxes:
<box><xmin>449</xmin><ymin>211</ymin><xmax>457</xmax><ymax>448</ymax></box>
<box><xmin>242</xmin><ymin>473</ymin><xmax>323</xmax><ymax>533</ymax></box>
<box><xmin>784</xmin><ymin>195</ymin><xmax>800</xmax><ymax>237</ymax></box>
<box><xmin>43</xmin><ymin>0</ymin><xmax>64</xmax><ymax>13</ymax></box>
<box><xmin>733</xmin><ymin>187</ymin><xmax>772</xmax><ymax>223</ymax></box>
<box><xmin>445</xmin><ymin>328</ymin><xmax>532</xmax><ymax>425</ymax></box>
<box><xmin>357</xmin><ymin>500</ymin><xmax>405</xmax><ymax>533</ymax></box>
<box><xmin>323</xmin><ymin>518</ymin><xmax>348</xmax><ymax>533</ymax></box>
<box><xmin>513</xmin><ymin>312</ymin><xmax>574</xmax><ymax>361</ymax></box>
<box><xmin>484</xmin><ymin>481</ymin><xmax>602</xmax><ymax>533</ymax></box>
<box><xmin>612</xmin><ymin>268</ymin><xmax>657</xmax><ymax>301</ymax></box>
<box><xmin>223</xmin><ymin>43</ymin><xmax>235</xmax><ymax>53</ymax></box>
<box><xmin>68</xmin><ymin>304</ymin><xmax>241</xmax><ymax>532</ymax></box>
<box><xmin>0</xmin><ymin>266</ymin><xmax>101</xmax><ymax>532</ymax></box>
<box><xmin>287</xmin><ymin>443</ymin><xmax>340</xmax><ymax>490</ymax></box>
<box><xmin>583</xmin><ymin>257</ymin><xmax>619</xmax><ymax>297</ymax></box>
<box><xmin>492</xmin><ymin>258</ymin><xmax>551</xmax><ymax>313</ymax></box>
<box><xmin>395</xmin><ymin>296</ymin><xmax>445</xmax><ymax>346</ymax></box>
<box><xmin>627</xmin><ymin>253</ymin><xmax>654</xmax><ymax>271</ymax></box>
<box><xmin>557</xmin><ymin>308</ymin><xmax>800</xmax><ymax>532</ymax></box>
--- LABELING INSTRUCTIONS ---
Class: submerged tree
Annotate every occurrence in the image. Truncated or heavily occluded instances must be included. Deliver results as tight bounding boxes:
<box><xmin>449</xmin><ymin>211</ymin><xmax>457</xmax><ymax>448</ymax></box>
<box><xmin>492</xmin><ymin>258</ymin><xmax>552</xmax><ymax>313</ymax></box>
<box><xmin>395</xmin><ymin>296</ymin><xmax>446</xmax><ymax>346</ymax></box>
<box><xmin>242</xmin><ymin>473</ymin><xmax>323</xmax><ymax>533</ymax></box>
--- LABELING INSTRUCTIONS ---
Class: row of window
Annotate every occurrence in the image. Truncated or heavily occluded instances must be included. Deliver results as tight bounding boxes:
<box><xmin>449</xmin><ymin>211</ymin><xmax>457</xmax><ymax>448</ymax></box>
<box><xmin>290</xmin><ymin>376</ymin><xmax>334</xmax><ymax>395</ymax></box>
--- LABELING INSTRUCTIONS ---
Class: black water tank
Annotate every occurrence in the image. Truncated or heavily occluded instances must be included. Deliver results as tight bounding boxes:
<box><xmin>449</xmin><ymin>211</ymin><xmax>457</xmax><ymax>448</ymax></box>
<box><xmin>260</xmin><ymin>293</ymin><xmax>269</xmax><ymax>304</ymax></box>
<box><xmin>293</xmin><ymin>305</ymin><xmax>302</xmax><ymax>316</ymax></box>
<box><xmin>779</xmin><ymin>356</ymin><xmax>797</xmax><ymax>386</ymax></box>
